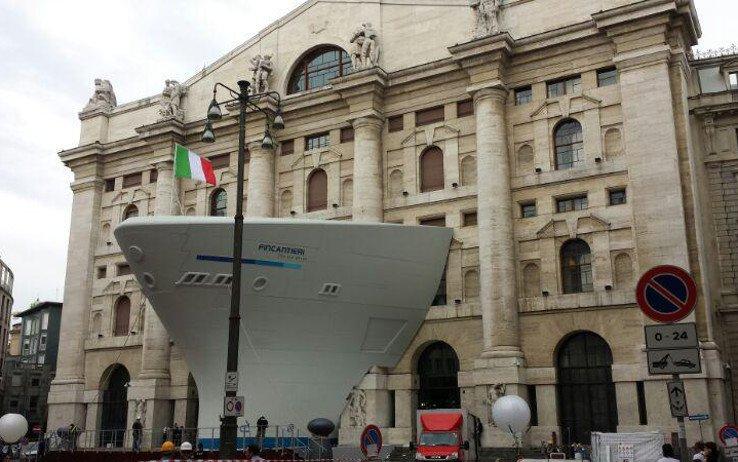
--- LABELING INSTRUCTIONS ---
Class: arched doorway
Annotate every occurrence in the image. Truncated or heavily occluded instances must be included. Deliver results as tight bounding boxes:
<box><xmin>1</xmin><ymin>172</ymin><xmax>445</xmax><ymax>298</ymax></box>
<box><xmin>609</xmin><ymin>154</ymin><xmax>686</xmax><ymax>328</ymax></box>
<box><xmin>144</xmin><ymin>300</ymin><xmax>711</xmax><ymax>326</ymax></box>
<box><xmin>557</xmin><ymin>332</ymin><xmax>618</xmax><ymax>445</ymax></box>
<box><xmin>100</xmin><ymin>364</ymin><xmax>130</xmax><ymax>448</ymax></box>
<box><xmin>417</xmin><ymin>342</ymin><xmax>460</xmax><ymax>409</ymax></box>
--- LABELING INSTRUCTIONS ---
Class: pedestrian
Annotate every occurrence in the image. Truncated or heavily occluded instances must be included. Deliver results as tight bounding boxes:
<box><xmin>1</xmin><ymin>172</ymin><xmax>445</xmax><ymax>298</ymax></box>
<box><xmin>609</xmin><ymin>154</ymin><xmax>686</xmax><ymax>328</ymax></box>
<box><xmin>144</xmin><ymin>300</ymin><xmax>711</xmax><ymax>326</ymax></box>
<box><xmin>245</xmin><ymin>444</ymin><xmax>266</xmax><ymax>462</ymax></box>
<box><xmin>195</xmin><ymin>442</ymin><xmax>205</xmax><ymax>458</ymax></box>
<box><xmin>180</xmin><ymin>441</ymin><xmax>194</xmax><ymax>461</ymax></box>
<box><xmin>160</xmin><ymin>440</ymin><xmax>175</xmax><ymax>461</ymax></box>
<box><xmin>659</xmin><ymin>444</ymin><xmax>681</xmax><ymax>462</ymax></box>
<box><xmin>132</xmin><ymin>418</ymin><xmax>143</xmax><ymax>452</ymax></box>
<box><xmin>68</xmin><ymin>423</ymin><xmax>79</xmax><ymax>452</ymax></box>
<box><xmin>705</xmin><ymin>442</ymin><xmax>720</xmax><ymax>462</ymax></box>
<box><xmin>694</xmin><ymin>442</ymin><xmax>707</xmax><ymax>462</ymax></box>
<box><xmin>173</xmin><ymin>422</ymin><xmax>182</xmax><ymax>446</ymax></box>
<box><xmin>162</xmin><ymin>425</ymin><xmax>170</xmax><ymax>445</ymax></box>
<box><xmin>256</xmin><ymin>415</ymin><xmax>268</xmax><ymax>447</ymax></box>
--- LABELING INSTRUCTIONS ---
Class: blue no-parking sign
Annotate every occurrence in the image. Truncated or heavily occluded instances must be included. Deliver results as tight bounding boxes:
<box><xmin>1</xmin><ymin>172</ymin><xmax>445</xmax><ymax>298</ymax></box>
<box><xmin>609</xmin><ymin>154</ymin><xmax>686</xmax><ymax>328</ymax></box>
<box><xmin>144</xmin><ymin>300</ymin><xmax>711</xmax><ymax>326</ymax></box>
<box><xmin>636</xmin><ymin>265</ymin><xmax>697</xmax><ymax>323</ymax></box>
<box><xmin>360</xmin><ymin>424</ymin><xmax>382</xmax><ymax>457</ymax></box>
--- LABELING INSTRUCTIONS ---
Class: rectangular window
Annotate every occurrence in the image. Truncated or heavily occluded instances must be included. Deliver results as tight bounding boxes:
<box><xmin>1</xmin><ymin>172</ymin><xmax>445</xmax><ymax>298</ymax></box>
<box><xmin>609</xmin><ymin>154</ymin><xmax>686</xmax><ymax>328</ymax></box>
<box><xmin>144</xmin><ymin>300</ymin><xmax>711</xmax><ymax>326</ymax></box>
<box><xmin>521</xmin><ymin>202</ymin><xmax>537</xmax><ymax>218</ymax></box>
<box><xmin>415</xmin><ymin>106</ymin><xmax>445</xmax><ymax>127</ymax></box>
<box><xmin>636</xmin><ymin>381</ymin><xmax>648</xmax><ymax>425</ymax></box>
<box><xmin>149</xmin><ymin>168</ymin><xmax>158</xmax><ymax>183</ymax></box>
<box><xmin>41</xmin><ymin>312</ymin><xmax>48</xmax><ymax>330</ymax></box>
<box><xmin>730</xmin><ymin>72</ymin><xmax>738</xmax><ymax>90</ymax></box>
<box><xmin>22</xmin><ymin>338</ymin><xmax>30</xmax><ymax>355</ymax></box>
<box><xmin>11</xmin><ymin>375</ymin><xmax>21</xmax><ymax>387</ymax></box>
<box><xmin>597</xmin><ymin>67</ymin><xmax>618</xmax><ymax>87</ymax></box>
<box><xmin>556</xmin><ymin>195</ymin><xmax>588</xmax><ymax>213</ymax></box>
<box><xmin>280</xmin><ymin>139</ymin><xmax>294</xmax><ymax>156</ymax></box>
<box><xmin>305</xmin><ymin>133</ymin><xmax>330</xmax><ymax>151</ymax></box>
<box><xmin>528</xmin><ymin>385</ymin><xmax>539</xmax><ymax>426</ymax></box>
<box><xmin>515</xmin><ymin>86</ymin><xmax>533</xmax><ymax>105</ymax></box>
<box><xmin>30</xmin><ymin>377</ymin><xmax>40</xmax><ymax>387</ymax></box>
<box><xmin>39</xmin><ymin>334</ymin><xmax>47</xmax><ymax>350</ymax></box>
<box><xmin>37</xmin><ymin>354</ymin><xmax>45</xmax><ymax>365</ymax></box>
<box><xmin>456</xmin><ymin>100</ymin><xmax>474</xmax><ymax>118</ymax></box>
<box><xmin>96</xmin><ymin>266</ymin><xmax>107</xmax><ymax>279</ymax></box>
<box><xmin>462</xmin><ymin>211</ymin><xmax>478</xmax><ymax>227</ymax></box>
<box><xmin>608</xmin><ymin>188</ymin><xmax>627</xmax><ymax>205</ymax></box>
<box><xmin>547</xmin><ymin>75</ymin><xmax>582</xmax><ymax>98</ymax></box>
<box><xmin>116</xmin><ymin>263</ymin><xmax>132</xmax><ymax>276</ymax></box>
<box><xmin>29</xmin><ymin>396</ymin><xmax>38</xmax><ymax>413</ymax></box>
<box><xmin>23</xmin><ymin>321</ymin><xmax>31</xmax><ymax>335</ymax></box>
<box><xmin>104</xmin><ymin>178</ymin><xmax>116</xmax><ymax>192</ymax></box>
<box><xmin>340</xmin><ymin>127</ymin><xmax>355</xmax><ymax>143</ymax></box>
<box><xmin>388</xmin><ymin>115</ymin><xmax>404</xmax><ymax>132</ymax></box>
<box><xmin>419</xmin><ymin>216</ymin><xmax>447</xmax><ymax>227</ymax></box>
<box><xmin>122</xmin><ymin>172</ymin><xmax>142</xmax><ymax>189</ymax></box>
<box><xmin>209</xmin><ymin>153</ymin><xmax>230</xmax><ymax>170</ymax></box>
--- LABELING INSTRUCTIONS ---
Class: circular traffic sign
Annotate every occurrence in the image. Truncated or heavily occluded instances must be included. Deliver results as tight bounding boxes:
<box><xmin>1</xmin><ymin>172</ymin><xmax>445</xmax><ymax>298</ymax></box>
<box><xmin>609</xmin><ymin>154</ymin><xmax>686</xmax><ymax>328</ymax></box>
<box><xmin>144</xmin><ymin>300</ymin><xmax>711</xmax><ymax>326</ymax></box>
<box><xmin>360</xmin><ymin>424</ymin><xmax>382</xmax><ymax>457</ymax></box>
<box><xmin>636</xmin><ymin>265</ymin><xmax>697</xmax><ymax>323</ymax></box>
<box><xmin>719</xmin><ymin>424</ymin><xmax>738</xmax><ymax>445</ymax></box>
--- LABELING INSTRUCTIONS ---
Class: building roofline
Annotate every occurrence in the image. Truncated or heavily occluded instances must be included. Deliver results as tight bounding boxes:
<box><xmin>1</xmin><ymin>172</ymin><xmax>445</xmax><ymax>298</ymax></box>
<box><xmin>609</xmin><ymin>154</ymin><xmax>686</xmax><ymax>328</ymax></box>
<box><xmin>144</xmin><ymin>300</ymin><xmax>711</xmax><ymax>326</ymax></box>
<box><xmin>13</xmin><ymin>301</ymin><xmax>62</xmax><ymax>318</ymax></box>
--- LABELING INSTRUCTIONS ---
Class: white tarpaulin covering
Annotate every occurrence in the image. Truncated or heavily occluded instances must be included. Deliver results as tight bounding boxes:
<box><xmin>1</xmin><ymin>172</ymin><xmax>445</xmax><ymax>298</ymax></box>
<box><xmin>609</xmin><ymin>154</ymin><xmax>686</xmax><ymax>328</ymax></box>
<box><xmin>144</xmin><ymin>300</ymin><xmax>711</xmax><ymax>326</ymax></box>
<box><xmin>591</xmin><ymin>432</ymin><xmax>663</xmax><ymax>462</ymax></box>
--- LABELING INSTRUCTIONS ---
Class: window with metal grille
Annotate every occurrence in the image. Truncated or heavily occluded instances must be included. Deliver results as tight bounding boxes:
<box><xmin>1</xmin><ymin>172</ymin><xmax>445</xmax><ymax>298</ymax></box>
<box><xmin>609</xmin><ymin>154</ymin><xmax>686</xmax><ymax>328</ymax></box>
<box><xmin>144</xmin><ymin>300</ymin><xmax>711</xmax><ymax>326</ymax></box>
<box><xmin>415</xmin><ymin>106</ymin><xmax>445</xmax><ymax>127</ymax></box>
<box><xmin>462</xmin><ymin>211</ymin><xmax>477</xmax><ymax>227</ymax></box>
<box><xmin>281</xmin><ymin>139</ymin><xmax>294</xmax><ymax>156</ymax></box>
<box><xmin>521</xmin><ymin>202</ymin><xmax>537</xmax><ymax>218</ymax></box>
<box><xmin>515</xmin><ymin>86</ymin><xmax>533</xmax><ymax>105</ymax></box>
<box><xmin>547</xmin><ymin>75</ymin><xmax>581</xmax><ymax>98</ymax></box>
<box><xmin>210</xmin><ymin>189</ymin><xmax>227</xmax><ymax>217</ymax></box>
<box><xmin>307</xmin><ymin>169</ymin><xmax>328</xmax><ymax>212</ymax></box>
<box><xmin>420</xmin><ymin>146</ymin><xmax>445</xmax><ymax>192</ymax></box>
<box><xmin>305</xmin><ymin>133</ymin><xmax>330</xmax><ymax>151</ymax></box>
<box><xmin>388</xmin><ymin>115</ymin><xmax>404</xmax><ymax>132</ymax></box>
<box><xmin>122</xmin><ymin>172</ymin><xmax>142</xmax><ymax>188</ymax></box>
<box><xmin>420</xmin><ymin>216</ymin><xmax>446</xmax><ymax>227</ymax></box>
<box><xmin>561</xmin><ymin>239</ymin><xmax>593</xmax><ymax>293</ymax></box>
<box><xmin>729</xmin><ymin>72</ymin><xmax>738</xmax><ymax>90</ymax></box>
<box><xmin>456</xmin><ymin>100</ymin><xmax>474</xmax><ymax>117</ymax></box>
<box><xmin>597</xmin><ymin>67</ymin><xmax>618</xmax><ymax>87</ymax></box>
<box><xmin>113</xmin><ymin>296</ymin><xmax>130</xmax><ymax>336</ymax></box>
<box><xmin>554</xmin><ymin>120</ymin><xmax>584</xmax><ymax>169</ymax></box>
<box><xmin>556</xmin><ymin>195</ymin><xmax>588</xmax><ymax>213</ymax></box>
<box><xmin>149</xmin><ymin>168</ymin><xmax>158</xmax><ymax>183</ymax></box>
<box><xmin>288</xmin><ymin>47</ymin><xmax>352</xmax><ymax>94</ymax></box>
<box><xmin>340</xmin><ymin>127</ymin><xmax>354</xmax><ymax>143</ymax></box>
<box><xmin>608</xmin><ymin>188</ymin><xmax>627</xmax><ymax>205</ymax></box>
<box><xmin>209</xmin><ymin>153</ymin><xmax>230</xmax><ymax>170</ymax></box>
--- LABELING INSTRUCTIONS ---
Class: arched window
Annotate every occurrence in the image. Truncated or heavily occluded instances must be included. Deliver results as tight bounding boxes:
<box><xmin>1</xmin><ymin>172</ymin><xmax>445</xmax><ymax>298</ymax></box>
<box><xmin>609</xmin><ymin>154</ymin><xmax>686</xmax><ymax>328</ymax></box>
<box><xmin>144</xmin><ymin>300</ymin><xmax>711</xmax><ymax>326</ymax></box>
<box><xmin>460</xmin><ymin>156</ymin><xmax>476</xmax><ymax>186</ymax></box>
<box><xmin>122</xmin><ymin>205</ymin><xmax>138</xmax><ymax>221</ymax></box>
<box><xmin>307</xmin><ymin>169</ymin><xmax>328</xmax><ymax>212</ymax></box>
<box><xmin>185</xmin><ymin>207</ymin><xmax>196</xmax><ymax>216</ymax></box>
<box><xmin>557</xmin><ymin>332</ymin><xmax>617</xmax><ymax>444</ymax></box>
<box><xmin>288</xmin><ymin>46</ymin><xmax>352</xmax><ymax>94</ymax></box>
<box><xmin>420</xmin><ymin>146</ymin><xmax>444</xmax><ymax>192</ymax></box>
<box><xmin>561</xmin><ymin>239</ymin><xmax>593</xmax><ymax>294</ymax></box>
<box><xmin>113</xmin><ymin>296</ymin><xmax>130</xmax><ymax>337</ymax></box>
<box><xmin>417</xmin><ymin>341</ymin><xmax>460</xmax><ymax>409</ymax></box>
<box><xmin>210</xmin><ymin>189</ymin><xmax>227</xmax><ymax>217</ymax></box>
<box><xmin>517</xmin><ymin>144</ymin><xmax>534</xmax><ymax>174</ymax></box>
<box><xmin>91</xmin><ymin>312</ymin><xmax>102</xmax><ymax>339</ymax></box>
<box><xmin>554</xmin><ymin>120</ymin><xmax>584</xmax><ymax>170</ymax></box>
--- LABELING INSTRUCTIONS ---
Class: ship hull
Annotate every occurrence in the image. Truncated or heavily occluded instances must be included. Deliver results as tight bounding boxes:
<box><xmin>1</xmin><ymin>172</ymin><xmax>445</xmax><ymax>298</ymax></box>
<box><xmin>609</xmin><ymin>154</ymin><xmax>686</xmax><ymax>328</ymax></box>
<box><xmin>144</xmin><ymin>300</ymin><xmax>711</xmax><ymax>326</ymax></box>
<box><xmin>114</xmin><ymin>217</ymin><xmax>452</xmax><ymax>435</ymax></box>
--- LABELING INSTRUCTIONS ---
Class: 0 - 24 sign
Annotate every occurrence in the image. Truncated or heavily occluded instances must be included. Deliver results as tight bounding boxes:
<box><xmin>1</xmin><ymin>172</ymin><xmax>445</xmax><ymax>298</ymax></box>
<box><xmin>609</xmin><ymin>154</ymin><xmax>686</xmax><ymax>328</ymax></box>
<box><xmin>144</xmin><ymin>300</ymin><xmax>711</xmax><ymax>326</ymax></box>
<box><xmin>645</xmin><ymin>323</ymin><xmax>698</xmax><ymax>350</ymax></box>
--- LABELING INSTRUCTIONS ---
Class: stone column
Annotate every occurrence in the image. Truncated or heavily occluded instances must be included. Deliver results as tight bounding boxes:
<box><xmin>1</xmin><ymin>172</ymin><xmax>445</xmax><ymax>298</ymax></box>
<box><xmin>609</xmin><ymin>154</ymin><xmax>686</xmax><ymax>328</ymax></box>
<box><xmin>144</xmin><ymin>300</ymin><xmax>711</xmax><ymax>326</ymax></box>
<box><xmin>47</xmin><ymin>177</ymin><xmax>103</xmax><ymax>432</ymax></box>
<box><xmin>246</xmin><ymin>141</ymin><xmax>275</xmax><ymax>218</ymax></box>
<box><xmin>474</xmin><ymin>87</ymin><xmax>520</xmax><ymax>355</ymax></box>
<box><xmin>352</xmin><ymin>116</ymin><xmax>384</xmax><ymax>222</ymax></box>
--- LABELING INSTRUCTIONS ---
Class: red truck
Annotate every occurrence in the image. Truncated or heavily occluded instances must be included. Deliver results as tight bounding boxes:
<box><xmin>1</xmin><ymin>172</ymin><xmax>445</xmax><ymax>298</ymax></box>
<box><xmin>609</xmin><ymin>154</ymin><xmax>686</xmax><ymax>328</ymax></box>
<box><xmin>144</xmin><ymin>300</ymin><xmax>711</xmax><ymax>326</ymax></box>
<box><xmin>411</xmin><ymin>409</ymin><xmax>480</xmax><ymax>462</ymax></box>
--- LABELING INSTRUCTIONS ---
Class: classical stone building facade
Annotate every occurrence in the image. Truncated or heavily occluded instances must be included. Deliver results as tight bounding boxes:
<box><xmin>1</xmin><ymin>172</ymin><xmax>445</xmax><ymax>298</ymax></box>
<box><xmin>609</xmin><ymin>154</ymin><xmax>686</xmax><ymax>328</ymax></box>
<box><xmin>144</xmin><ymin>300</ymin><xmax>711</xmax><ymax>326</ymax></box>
<box><xmin>48</xmin><ymin>0</ymin><xmax>738</xmax><ymax>449</ymax></box>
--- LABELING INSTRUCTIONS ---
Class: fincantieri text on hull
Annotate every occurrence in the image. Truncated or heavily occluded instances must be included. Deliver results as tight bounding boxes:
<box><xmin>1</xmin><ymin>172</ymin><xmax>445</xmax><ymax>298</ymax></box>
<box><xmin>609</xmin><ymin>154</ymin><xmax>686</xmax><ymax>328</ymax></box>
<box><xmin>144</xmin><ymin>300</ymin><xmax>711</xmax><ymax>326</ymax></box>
<box><xmin>258</xmin><ymin>243</ymin><xmax>306</xmax><ymax>256</ymax></box>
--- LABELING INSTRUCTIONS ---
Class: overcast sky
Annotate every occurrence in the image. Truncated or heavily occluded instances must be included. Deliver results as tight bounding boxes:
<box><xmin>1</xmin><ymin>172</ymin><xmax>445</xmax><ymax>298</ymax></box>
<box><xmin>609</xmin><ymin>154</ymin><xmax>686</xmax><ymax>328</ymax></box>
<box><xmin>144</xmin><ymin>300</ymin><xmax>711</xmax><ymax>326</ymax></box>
<box><xmin>0</xmin><ymin>0</ymin><xmax>734</xmax><ymax>313</ymax></box>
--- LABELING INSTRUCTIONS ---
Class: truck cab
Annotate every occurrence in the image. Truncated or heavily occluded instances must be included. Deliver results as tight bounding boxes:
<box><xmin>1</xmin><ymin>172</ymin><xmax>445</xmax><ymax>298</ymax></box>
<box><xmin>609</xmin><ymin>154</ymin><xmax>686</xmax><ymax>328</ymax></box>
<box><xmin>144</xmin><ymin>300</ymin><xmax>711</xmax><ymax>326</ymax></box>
<box><xmin>413</xmin><ymin>410</ymin><xmax>479</xmax><ymax>462</ymax></box>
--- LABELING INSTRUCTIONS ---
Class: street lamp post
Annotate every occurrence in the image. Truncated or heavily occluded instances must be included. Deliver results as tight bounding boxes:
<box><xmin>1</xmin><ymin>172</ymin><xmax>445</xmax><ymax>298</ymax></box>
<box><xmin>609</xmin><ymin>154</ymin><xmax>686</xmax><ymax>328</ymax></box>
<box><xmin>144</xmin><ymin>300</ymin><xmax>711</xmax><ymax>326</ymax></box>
<box><xmin>202</xmin><ymin>80</ymin><xmax>284</xmax><ymax>458</ymax></box>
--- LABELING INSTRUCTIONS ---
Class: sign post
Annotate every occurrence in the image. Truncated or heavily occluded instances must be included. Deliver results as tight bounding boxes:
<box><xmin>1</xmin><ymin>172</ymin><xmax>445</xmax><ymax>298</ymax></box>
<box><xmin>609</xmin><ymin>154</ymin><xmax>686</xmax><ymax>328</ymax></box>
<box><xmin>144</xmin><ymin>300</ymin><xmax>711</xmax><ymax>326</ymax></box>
<box><xmin>360</xmin><ymin>425</ymin><xmax>383</xmax><ymax>461</ymax></box>
<box><xmin>638</xmin><ymin>265</ymin><xmax>699</xmax><ymax>462</ymax></box>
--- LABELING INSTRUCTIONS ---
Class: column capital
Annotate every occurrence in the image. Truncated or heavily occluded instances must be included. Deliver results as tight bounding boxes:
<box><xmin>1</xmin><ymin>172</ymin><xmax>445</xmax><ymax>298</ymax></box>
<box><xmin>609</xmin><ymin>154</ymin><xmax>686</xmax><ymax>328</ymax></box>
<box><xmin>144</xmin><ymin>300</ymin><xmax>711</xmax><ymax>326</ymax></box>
<box><xmin>247</xmin><ymin>141</ymin><xmax>275</xmax><ymax>159</ymax></box>
<box><xmin>471</xmin><ymin>85</ymin><xmax>508</xmax><ymax>106</ymax></box>
<box><xmin>352</xmin><ymin>115</ymin><xmax>384</xmax><ymax>130</ymax></box>
<box><xmin>153</xmin><ymin>160</ymin><xmax>174</xmax><ymax>172</ymax></box>
<box><xmin>70</xmin><ymin>177</ymin><xmax>104</xmax><ymax>194</ymax></box>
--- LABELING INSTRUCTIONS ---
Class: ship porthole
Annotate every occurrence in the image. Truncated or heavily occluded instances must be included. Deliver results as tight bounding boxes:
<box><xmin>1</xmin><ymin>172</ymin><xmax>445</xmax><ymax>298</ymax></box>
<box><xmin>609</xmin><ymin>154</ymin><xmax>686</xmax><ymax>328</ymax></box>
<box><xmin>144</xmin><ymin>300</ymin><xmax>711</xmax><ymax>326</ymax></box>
<box><xmin>143</xmin><ymin>272</ymin><xmax>155</xmax><ymax>289</ymax></box>
<box><xmin>128</xmin><ymin>246</ymin><xmax>144</xmax><ymax>262</ymax></box>
<box><xmin>253</xmin><ymin>276</ymin><xmax>268</xmax><ymax>291</ymax></box>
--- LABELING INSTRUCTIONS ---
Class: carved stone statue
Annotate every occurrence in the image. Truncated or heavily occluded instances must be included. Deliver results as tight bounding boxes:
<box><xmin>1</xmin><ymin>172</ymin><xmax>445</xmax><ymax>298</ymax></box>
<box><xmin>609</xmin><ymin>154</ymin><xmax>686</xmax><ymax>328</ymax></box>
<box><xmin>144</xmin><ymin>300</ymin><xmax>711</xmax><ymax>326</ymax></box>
<box><xmin>484</xmin><ymin>383</ymin><xmax>506</xmax><ymax>423</ymax></box>
<box><xmin>346</xmin><ymin>386</ymin><xmax>367</xmax><ymax>427</ymax></box>
<box><xmin>249</xmin><ymin>54</ymin><xmax>274</xmax><ymax>94</ymax></box>
<box><xmin>470</xmin><ymin>0</ymin><xmax>500</xmax><ymax>38</ymax></box>
<box><xmin>134</xmin><ymin>399</ymin><xmax>147</xmax><ymax>426</ymax></box>
<box><xmin>350</xmin><ymin>23</ymin><xmax>380</xmax><ymax>70</ymax></box>
<box><xmin>704</xmin><ymin>117</ymin><xmax>716</xmax><ymax>155</ymax></box>
<box><xmin>158</xmin><ymin>79</ymin><xmax>186</xmax><ymax>120</ymax></box>
<box><xmin>83</xmin><ymin>78</ymin><xmax>117</xmax><ymax>112</ymax></box>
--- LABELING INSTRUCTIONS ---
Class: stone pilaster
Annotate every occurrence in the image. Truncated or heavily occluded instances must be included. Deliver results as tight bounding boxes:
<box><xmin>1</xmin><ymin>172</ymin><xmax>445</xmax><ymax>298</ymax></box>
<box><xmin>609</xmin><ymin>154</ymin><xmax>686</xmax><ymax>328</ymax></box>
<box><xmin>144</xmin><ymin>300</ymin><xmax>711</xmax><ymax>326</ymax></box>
<box><xmin>246</xmin><ymin>141</ymin><xmax>275</xmax><ymax>218</ymax></box>
<box><xmin>47</xmin><ymin>175</ymin><xmax>104</xmax><ymax>432</ymax></box>
<box><xmin>352</xmin><ymin>116</ymin><xmax>384</xmax><ymax>222</ymax></box>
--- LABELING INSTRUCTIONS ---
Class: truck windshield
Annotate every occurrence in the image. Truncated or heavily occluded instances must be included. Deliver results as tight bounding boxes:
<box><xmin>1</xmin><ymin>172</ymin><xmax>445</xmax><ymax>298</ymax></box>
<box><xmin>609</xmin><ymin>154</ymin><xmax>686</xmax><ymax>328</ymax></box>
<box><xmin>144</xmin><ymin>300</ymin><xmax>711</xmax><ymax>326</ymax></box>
<box><xmin>419</xmin><ymin>432</ymin><xmax>459</xmax><ymax>447</ymax></box>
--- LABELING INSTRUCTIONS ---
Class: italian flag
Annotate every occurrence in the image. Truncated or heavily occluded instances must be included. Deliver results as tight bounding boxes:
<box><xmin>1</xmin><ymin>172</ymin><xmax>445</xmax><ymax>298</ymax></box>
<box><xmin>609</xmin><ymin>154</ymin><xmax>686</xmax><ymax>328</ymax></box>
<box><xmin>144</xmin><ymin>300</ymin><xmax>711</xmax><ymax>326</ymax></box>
<box><xmin>174</xmin><ymin>144</ymin><xmax>216</xmax><ymax>185</ymax></box>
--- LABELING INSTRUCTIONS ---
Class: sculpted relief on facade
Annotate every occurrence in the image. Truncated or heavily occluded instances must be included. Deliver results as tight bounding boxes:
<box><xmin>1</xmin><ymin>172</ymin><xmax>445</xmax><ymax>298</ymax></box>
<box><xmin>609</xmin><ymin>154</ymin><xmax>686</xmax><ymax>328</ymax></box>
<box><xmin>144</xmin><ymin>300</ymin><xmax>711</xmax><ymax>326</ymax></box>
<box><xmin>158</xmin><ymin>79</ymin><xmax>187</xmax><ymax>121</ymax></box>
<box><xmin>249</xmin><ymin>54</ymin><xmax>274</xmax><ymax>94</ymax></box>
<box><xmin>350</xmin><ymin>23</ymin><xmax>380</xmax><ymax>70</ymax></box>
<box><xmin>470</xmin><ymin>0</ymin><xmax>500</xmax><ymax>38</ymax></box>
<box><xmin>83</xmin><ymin>78</ymin><xmax>117</xmax><ymax>112</ymax></box>
<box><xmin>346</xmin><ymin>386</ymin><xmax>367</xmax><ymax>427</ymax></box>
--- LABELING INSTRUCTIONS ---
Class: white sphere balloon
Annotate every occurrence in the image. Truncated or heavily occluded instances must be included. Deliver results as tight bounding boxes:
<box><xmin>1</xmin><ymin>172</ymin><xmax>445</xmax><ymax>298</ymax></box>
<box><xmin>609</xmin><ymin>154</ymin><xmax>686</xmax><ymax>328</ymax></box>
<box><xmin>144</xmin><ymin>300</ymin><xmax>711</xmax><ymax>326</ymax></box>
<box><xmin>491</xmin><ymin>395</ymin><xmax>531</xmax><ymax>435</ymax></box>
<box><xmin>0</xmin><ymin>413</ymin><xmax>28</xmax><ymax>443</ymax></box>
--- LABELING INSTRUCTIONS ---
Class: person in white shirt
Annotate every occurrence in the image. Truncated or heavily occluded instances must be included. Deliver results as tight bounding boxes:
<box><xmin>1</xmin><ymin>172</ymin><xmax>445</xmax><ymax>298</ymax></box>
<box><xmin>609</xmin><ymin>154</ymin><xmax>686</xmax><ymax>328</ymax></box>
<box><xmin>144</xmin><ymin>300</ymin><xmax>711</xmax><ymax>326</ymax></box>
<box><xmin>694</xmin><ymin>442</ymin><xmax>707</xmax><ymax>462</ymax></box>
<box><xmin>658</xmin><ymin>444</ymin><xmax>680</xmax><ymax>462</ymax></box>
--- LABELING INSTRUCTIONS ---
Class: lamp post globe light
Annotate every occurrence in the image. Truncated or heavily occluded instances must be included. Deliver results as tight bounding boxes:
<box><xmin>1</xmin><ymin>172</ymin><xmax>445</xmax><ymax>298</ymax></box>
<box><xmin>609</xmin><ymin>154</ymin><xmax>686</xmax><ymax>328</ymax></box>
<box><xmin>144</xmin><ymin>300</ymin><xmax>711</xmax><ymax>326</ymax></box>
<box><xmin>491</xmin><ymin>395</ymin><xmax>531</xmax><ymax>450</ymax></box>
<box><xmin>202</xmin><ymin>79</ymin><xmax>284</xmax><ymax>458</ymax></box>
<box><xmin>0</xmin><ymin>413</ymin><xmax>28</xmax><ymax>444</ymax></box>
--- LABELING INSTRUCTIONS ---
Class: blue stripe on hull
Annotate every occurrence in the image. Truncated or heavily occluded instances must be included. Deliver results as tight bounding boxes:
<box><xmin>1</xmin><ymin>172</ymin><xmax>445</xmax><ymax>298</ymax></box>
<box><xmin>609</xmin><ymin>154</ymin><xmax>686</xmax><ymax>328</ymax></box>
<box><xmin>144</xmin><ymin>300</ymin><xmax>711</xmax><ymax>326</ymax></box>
<box><xmin>196</xmin><ymin>254</ymin><xmax>302</xmax><ymax>270</ymax></box>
